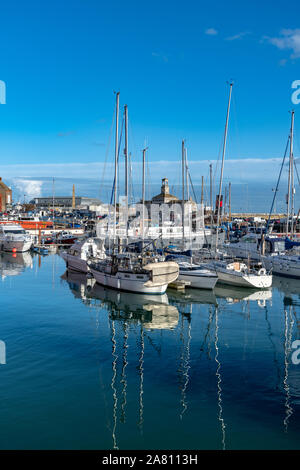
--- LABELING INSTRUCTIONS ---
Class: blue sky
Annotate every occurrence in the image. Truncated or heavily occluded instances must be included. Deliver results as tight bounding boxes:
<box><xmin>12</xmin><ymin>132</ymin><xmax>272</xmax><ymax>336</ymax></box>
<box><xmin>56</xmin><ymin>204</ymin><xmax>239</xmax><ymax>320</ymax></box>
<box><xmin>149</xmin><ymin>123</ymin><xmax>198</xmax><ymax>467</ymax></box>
<box><xmin>1</xmin><ymin>0</ymin><xmax>300</xmax><ymax>198</ymax></box>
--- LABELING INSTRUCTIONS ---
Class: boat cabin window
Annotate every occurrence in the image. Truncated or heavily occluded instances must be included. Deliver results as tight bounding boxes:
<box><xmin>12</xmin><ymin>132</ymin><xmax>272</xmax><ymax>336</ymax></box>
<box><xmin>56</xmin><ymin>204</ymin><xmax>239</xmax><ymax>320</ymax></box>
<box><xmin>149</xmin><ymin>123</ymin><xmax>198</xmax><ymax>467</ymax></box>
<box><xmin>273</xmin><ymin>241</ymin><xmax>285</xmax><ymax>253</ymax></box>
<box><xmin>185</xmin><ymin>266</ymin><xmax>201</xmax><ymax>271</ymax></box>
<box><xmin>244</xmin><ymin>237</ymin><xmax>256</xmax><ymax>243</ymax></box>
<box><xmin>4</xmin><ymin>229</ymin><xmax>26</xmax><ymax>234</ymax></box>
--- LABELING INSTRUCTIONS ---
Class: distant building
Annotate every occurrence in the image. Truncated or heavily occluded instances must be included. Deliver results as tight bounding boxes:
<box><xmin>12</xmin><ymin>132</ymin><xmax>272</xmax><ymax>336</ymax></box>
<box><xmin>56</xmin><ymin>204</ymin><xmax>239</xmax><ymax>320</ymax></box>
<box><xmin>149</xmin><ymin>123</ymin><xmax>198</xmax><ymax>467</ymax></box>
<box><xmin>0</xmin><ymin>177</ymin><xmax>12</xmax><ymax>211</ymax></box>
<box><xmin>151</xmin><ymin>178</ymin><xmax>180</xmax><ymax>204</ymax></box>
<box><xmin>30</xmin><ymin>196</ymin><xmax>102</xmax><ymax>209</ymax></box>
<box><xmin>146</xmin><ymin>178</ymin><xmax>196</xmax><ymax>208</ymax></box>
<box><xmin>143</xmin><ymin>178</ymin><xmax>198</xmax><ymax>227</ymax></box>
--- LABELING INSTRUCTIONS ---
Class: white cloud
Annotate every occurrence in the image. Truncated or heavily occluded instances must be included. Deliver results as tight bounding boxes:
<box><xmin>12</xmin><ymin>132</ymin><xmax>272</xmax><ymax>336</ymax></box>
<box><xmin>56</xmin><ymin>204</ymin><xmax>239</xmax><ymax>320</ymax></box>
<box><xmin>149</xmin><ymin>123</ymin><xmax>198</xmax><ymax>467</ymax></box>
<box><xmin>267</xmin><ymin>29</ymin><xmax>300</xmax><ymax>59</ymax></box>
<box><xmin>225</xmin><ymin>31</ymin><xmax>250</xmax><ymax>41</ymax></box>
<box><xmin>12</xmin><ymin>179</ymin><xmax>43</xmax><ymax>199</ymax></box>
<box><xmin>205</xmin><ymin>28</ymin><xmax>218</xmax><ymax>36</ymax></box>
<box><xmin>0</xmin><ymin>158</ymin><xmax>287</xmax><ymax>185</ymax></box>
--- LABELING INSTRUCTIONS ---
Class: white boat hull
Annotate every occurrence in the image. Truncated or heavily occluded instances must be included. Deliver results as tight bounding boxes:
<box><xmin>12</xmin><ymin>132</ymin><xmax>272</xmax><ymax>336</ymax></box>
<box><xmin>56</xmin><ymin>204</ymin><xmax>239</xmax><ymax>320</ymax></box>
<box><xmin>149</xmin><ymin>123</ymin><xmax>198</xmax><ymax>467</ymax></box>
<box><xmin>61</xmin><ymin>252</ymin><xmax>89</xmax><ymax>273</ymax></box>
<box><xmin>0</xmin><ymin>239</ymin><xmax>32</xmax><ymax>253</ymax></box>
<box><xmin>266</xmin><ymin>256</ymin><xmax>300</xmax><ymax>278</ymax></box>
<box><xmin>90</xmin><ymin>268</ymin><xmax>168</xmax><ymax>294</ymax></box>
<box><xmin>216</xmin><ymin>269</ymin><xmax>272</xmax><ymax>288</ymax></box>
<box><xmin>178</xmin><ymin>272</ymin><xmax>218</xmax><ymax>289</ymax></box>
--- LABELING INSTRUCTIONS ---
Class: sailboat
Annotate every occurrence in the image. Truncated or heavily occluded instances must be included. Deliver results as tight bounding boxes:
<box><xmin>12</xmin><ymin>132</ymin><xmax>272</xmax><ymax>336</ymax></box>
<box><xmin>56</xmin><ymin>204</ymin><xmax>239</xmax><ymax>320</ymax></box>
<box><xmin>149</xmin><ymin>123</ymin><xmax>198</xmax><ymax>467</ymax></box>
<box><xmin>165</xmin><ymin>253</ymin><xmax>218</xmax><ymax>289</ymax></box>
<box><xmin>207</xmin><ymin>83</ymin><xmax>272</xmax><ymax>288</ymax></box>
<box><xmin>263</xmin><ymin>111</ymin><xmax>300</xmax><ymax>278</ymax></box>
<box><xmin>164</xmin><ymin>141</ymin><xmax>218</xmax><ymax>289</ymax></box>
<box><xmin>90</xmin><ymin>92</ymin><xmax>179</xmax><ymax>294</ymax></box>
<box><xmin>225</xmin><ymin>111</ymin><xmax>300</xmax><ymax>280</ymax></box>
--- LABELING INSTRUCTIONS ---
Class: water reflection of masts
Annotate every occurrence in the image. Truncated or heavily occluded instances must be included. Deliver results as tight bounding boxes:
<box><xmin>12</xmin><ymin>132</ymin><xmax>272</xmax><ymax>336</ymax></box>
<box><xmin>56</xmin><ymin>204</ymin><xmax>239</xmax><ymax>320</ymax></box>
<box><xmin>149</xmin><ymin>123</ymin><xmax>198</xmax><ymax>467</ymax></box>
<box><xmin>110</xmin><ymin>319</ymin><xmax>119</xmax><ymax>449</ymax></box>
<box><xmin>283</xmin><ymin>307</ymin><xmax>294</xmax><ymax>433</ymax></box>
<box><xmin>264</xmin><ymin>305</ymin><xmax>281</xmax><ymax>389</ymax></box>
<box><xmin>138</xmin><ymin>324</ymin><xmax>144</xmax><ymax>435</ymax></box>
<box><xmin>199</xmin><ymin>305</ymin><xmax>215</xmax><ymax>360</ymax></box>
<box><xmin>214</xmin><ymin>307</ymin><xmax>226</xmax><ymax>450</ymax></box>
<box><xmin>120</xmin><ymin>321</ymin><xmax>128</xmax><ymax>424</ymax></box>
<box><xmin>179</xmin><ymin>310</ymin><xmax>192</xmax><ymax>420</ymax></box>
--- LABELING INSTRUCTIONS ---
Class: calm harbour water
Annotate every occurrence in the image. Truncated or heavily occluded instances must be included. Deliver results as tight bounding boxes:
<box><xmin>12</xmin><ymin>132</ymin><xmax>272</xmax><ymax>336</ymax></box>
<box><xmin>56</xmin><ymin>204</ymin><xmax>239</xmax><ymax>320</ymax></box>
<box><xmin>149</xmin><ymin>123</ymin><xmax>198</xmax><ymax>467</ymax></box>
<box><xmin>0</xmin><ymin>252</ymin><xmax>300</xmax><ymax>450</ymax></box>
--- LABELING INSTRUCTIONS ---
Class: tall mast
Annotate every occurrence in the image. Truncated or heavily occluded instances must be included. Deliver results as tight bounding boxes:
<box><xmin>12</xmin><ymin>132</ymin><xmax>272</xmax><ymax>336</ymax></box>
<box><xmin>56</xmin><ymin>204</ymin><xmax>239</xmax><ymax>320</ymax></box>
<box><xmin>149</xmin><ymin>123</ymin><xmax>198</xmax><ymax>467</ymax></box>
<box><xmin>291</xmin><ymin>111</ymin><xmax>295</xmax><ymax>237</ymax></box>
<box><xmin>124</xmin><ymin>104</ymin><xmax>129</xmax><ymax>238</ymax></box>
<box><xmin>286</xmin><ymin>110</ymin><xmax>294</xmax><ymax>236</ymax></box>
<box><xmin>114</xmin><ymin>92</ymin><xmax>120</xmax><ymax>241</ymax></box>
<box><xmin>185</xmin><ymin>148</ymin><xmax>189</xmax><ymax>201</ymax></box>
<box><xmin>142</xmin><ymin>147</ymin><xmax>147</xmax><ymax>247</ymax></box>
<box><xmin>210</xmin><ymin>163</ymin><xmax>213</xmax><ymax>227</ymax></box>
<box><xmin>215</xmin><ymin>82</ymin><xmax>233</xmax><ymax>251</ymax></box>
<box><xmin>182</xmin><ymin>140</ymin><xmax>185</xmax><ymax>245</ymax></box>
<box><xmin>228</xmin><ymin>182</ymin><xmax>232</xmax><ymax>222</ymax></box>
<box><xmin>52</xmin><ymin>177</ymin><xmax>55</xmax><ymax>230</ymax></box>
<box><xmin>185</xmin><ymin>148</ymin><xmax>190</xmax><ymax>239</ymax></box>
<box><xmin>124</xmin><ymin>105</ymin><xmax>128</xmax><ymax>202</ymax></box>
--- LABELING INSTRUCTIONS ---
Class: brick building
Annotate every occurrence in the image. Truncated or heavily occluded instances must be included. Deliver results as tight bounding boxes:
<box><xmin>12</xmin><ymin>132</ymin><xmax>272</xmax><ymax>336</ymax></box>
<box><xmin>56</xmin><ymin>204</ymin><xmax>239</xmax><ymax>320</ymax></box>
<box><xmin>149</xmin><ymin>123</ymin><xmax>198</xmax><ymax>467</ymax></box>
<box><xmin>0</xmin><ymin>178</ymin><xmax>12</xmax><ymax>211</ymax></box>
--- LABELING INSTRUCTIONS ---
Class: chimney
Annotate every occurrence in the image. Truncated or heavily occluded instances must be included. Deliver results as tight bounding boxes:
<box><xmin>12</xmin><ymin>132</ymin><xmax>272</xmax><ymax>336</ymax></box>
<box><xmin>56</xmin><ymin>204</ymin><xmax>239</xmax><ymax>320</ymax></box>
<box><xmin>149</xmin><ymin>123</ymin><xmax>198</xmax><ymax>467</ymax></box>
<box><xmin>72</xmin><ymin>184</ymin><xmax>75</xmax><ymax>209</ymax></box>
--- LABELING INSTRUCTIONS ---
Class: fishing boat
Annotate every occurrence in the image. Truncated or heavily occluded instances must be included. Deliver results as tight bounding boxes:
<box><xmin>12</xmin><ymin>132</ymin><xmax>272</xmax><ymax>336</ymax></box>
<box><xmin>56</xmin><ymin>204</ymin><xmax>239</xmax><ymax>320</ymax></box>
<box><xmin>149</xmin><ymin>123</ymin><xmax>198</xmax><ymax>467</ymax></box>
<box><xmin>45</xmin><ymin>230</ymin><xmax>79</xmax><ymax>245</ymax></box>
<box><xmin>89</xmin><ymin>253</ymin><xmax>179</xmax><ymax>295</ymax></box>
<box><xmin>0</xmin><ymin>224</ymin><xmax>32</xmax><ymax>252</ymax></box>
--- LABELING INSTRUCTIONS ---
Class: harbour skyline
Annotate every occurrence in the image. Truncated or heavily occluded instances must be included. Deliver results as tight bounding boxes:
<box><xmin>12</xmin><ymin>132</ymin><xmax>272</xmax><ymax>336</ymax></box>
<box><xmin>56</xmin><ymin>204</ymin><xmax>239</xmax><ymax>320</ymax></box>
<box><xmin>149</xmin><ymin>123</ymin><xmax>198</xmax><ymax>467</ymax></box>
<box><xmin>7</xmin><ymin>176</ymin><xmax>300</xmax><ymax>214</ymax></box>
